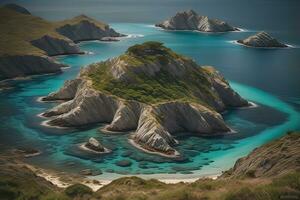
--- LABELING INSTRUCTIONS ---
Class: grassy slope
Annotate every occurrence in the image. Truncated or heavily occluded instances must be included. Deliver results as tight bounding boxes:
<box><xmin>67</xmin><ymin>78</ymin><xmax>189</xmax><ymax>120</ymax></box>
<box><xmin>94</xmin><ymin>172</ymin><xmax>300</xmax><ymax>200</ymax></box>
<box><xmin>0</xmin><ymin>7</ymin><xmax>108</xmax><ymax>56</ymax></box>
<box><xmin>54</xmin><ymin>14</ymin><xmax>107</xmax><ymax>29</ymax></box>
<box><xmin>0</xmin><ymin>7</ymin><xmax>59</xmax><ymax>56</ymax></box>
<box><xmin>0</xmin><ymin>132</ymin><xmax>299</xmax><ymax>199</ymax></box>
<box><xmin>87</xmin><ymin>42</ymin><xmax>216</xmax><ymax>105</ymax></box>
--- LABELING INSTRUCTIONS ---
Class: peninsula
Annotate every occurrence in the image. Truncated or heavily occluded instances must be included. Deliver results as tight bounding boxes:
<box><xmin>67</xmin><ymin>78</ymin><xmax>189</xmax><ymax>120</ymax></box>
<box><xmin>0</xmin><ymin>4</ymin><xmax>125</xmax><ymax>80</ymax></box>
<box><xmin>41</xmin><ymin>41</ymin><xmax>248</xmax><ymax>157</ymax></box>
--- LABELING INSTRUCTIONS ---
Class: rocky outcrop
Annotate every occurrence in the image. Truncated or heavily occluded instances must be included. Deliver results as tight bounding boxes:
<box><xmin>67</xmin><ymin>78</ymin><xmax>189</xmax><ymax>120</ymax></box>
<box><xmin>41</xmin><ymin>42</ymin><xmax>248</xmax><ymax>157</ymax></box>
<box><xmin>41</xmin><ymin>78</ymin><xmax>83</xmax><ymax>101</ymax></box>
<box><xmin>84</xmin><ymin>137</ymin><xmax>105</xmax><ymax>152</ymax></box>
<box><xmin>156</xmin><ymin>10</ymin><xmax>237</xmax><ymax>32</ymax></box>
<box><xmin>133</xmin><ymin>102</ymin><xmax>230</xmax><ymax>155</ymax></box>
<box><xmin>237</xmin><ymin>32</ymin><xmax>288</xmax><ymax>48</ymax></box>
<box><xmin>56</xmin><ymin>16</ymin><xmax>125</xmax><ymax>43</ymax></box>
<box><xmin>81</xmin><ymin>137</ymin><xmax>111</xmax><ymax>154</ymax></box>
<box><xmin>222</xmin><ymin>132</ymin><xmax>300</xmax><ymax>178</ymax></box>
<box><xmin>4</xmin><ymin>4</ymin><xmax>31</xmax><ymax>15</ymax></box>
<box><xmin>0</xmin><ymin>55</ymin><xmax>65</xmax><ymax>80</ymax></box>
<box><xmin>43</xmin><ymin>85</ymin><xmax>119</xmax><ymax>126</ymax></box>
<box><xmin>31</xmin><ymin>35</ymin><xmax>82</xmax><ymax>56</ymax></box>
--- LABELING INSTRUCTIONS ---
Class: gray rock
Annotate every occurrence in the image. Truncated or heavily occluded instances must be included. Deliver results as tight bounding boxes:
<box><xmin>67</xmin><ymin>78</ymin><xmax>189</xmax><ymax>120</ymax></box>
<box><xmin>84</xmin><ymin>137</ymin><xmax>105</xmax><ymax>152</ymax></box>
<box><xmin>156</xmin><ymin>10</ymin><xmax>237</xmax><ymax>32</ymax></box>
<box><xmin>0</xmin><ymin>55</ymin><xmax>64</xmax><ymax>80</ymax></box>
<box><xmin>42</xmin><ymin>78</ymin><xmax>83</xmax><ymax>101</ymax></box>
<box><xmin>237</xmin><ymin>32</ymin><xmax>287</xmax><ymax>48</ymax></box>
<box><xmin>56</xmin><ymin>17</ymin><xmax>125</xmax><ymax>42</ymax></box>
<box><xmin>31</xmin><ymin>35</ymin><xmax>82</xmax><ymax>56</ymax></box>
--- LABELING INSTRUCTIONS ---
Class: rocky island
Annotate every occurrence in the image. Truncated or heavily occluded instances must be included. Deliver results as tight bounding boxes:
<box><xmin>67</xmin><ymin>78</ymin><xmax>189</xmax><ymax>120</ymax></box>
<box><xmin>155</xmin><ymin>10</ymin><xmax>238</xmax><ymax>32</ymax></box>
<box><xmin>237</xmin><ymin>31</ymin><xmax>288</xmax><ymax>48</ymax></box>
<box><xmin>0</xmin><ymin>4</ymin><xmax>125</xmax><ymax>80</ymax></box>
<box><xmin>41</xmin><ymin>41</ymin><xmax>248</xmax><ymax>157</ymax></box>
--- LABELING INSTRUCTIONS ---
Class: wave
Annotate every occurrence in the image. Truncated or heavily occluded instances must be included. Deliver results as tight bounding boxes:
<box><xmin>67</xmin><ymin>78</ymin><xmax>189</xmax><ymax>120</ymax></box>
<box><xmin>125</xmin><ymin>34</ymin><xmax>144</xmax><ymax>38</ymax></box>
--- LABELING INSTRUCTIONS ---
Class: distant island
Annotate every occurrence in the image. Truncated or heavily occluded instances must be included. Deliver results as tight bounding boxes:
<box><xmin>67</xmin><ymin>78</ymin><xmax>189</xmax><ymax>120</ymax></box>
<box><xmin>237</xmin><ymin>32</ymin><xmax>288</xmax><ymax>48</ymax></box>
<box><xmin>155</xmin><ymin>10</ymin><xmax>238</xmax><ymax>32</ymax></box>
<box><xmin>41</xmin><ymin>41</ymin><xmax>249</xmax><ymax>157</ymax></box>
<box><xmin>0</xmin><ymin>4</ymin><xmax>125</xmax><ymax>81</ymax></box>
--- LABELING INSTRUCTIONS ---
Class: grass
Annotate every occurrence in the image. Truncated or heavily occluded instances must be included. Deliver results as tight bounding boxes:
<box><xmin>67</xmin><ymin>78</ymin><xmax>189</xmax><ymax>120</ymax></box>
<box><xmin>64</xmin><ymin>183</ymin><xmax>93</xmax><ymax>198</ymax></box>
<box><xmin>55</xmin><ymin>14</ymin><xmax>107</xmax><ymax>30</ymax></box>
<box><xmin>0</xmin><ymin>6</ymin><xmax>108</xmax><ymax>56</ymax></box>
<box><xmin>0</xmin><ymin>7</ymin><xmax>56</xmax><ymax>56</ymax></box>
<box><xmin>87</xmin><ymin>42</ymin><xmax>216</xmax><ymax>105</ymax></box>
<box><xmin>0</xmin><ymin>131</ymin><xmax>299</xmax><ymax>199</ymax></box>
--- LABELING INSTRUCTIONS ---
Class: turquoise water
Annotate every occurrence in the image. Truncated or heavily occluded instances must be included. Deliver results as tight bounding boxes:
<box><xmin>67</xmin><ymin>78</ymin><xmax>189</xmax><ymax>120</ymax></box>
<box><xmin>0</xmin><ymin>23</ymin><xmax>300</xmax><ymax>178</ymax></box>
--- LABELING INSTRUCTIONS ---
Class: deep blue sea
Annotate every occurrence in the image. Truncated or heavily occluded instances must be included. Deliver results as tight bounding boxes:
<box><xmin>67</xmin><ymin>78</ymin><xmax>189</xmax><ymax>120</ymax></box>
<box><xmin>0</xmin><ymin>0</ymin><xmax>299</xmax><ymax>180</ymax></box>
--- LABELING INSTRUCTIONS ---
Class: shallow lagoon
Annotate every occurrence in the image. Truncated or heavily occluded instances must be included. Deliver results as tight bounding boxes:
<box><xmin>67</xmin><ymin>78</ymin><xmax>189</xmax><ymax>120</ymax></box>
<box><xmin>0</xmin><ymin>23</ymin><xmax>299</xmax><ymax>179</ymax></box>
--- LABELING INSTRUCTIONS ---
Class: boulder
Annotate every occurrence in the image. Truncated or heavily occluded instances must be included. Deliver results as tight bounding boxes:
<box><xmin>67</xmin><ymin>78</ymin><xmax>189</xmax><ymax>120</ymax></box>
<box><xmin>84</xmin><ymin>137</ymin><xmax>105</xmax><ymax>152</ymax></box>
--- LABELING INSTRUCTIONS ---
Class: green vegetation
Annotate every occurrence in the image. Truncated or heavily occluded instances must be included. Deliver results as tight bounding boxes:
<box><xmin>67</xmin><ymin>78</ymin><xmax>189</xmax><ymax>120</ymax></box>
<box><xmin>0</xmin><ymin>6</ymin><xmax>107</xmax><ymax>56</ymax></box>
<box><xmin>0</xmin><ymin>132</ymin><xmax>299</xmax><ymax>199</ymax></box>
<box><xmin>2</xmin><ymin>168</ymin><xmax>299</xmax><ymax>200</ymax></box>
<box><xmin>0</xmin><ymin>159</ymin><xmax>60</xmax><ymax>200</ymax></box>
<box><xmin>93</xmin><ymin>171</ymin><xmax>300</xmax><ymax>200</ymax></box>
<box><xmin>55</xmin><ymin>14</ymin><xmax>107</xmax><ymax>29</ymax></box>
<box><xmin>0</xmin><ymin>7</ymin><xmax>60</xmax><ymax>56</ymax></box>
<box><xmin>64</xmin><ymin>183</ymin><xmax>93</xmax><ymax>198</ymax></box>
<box><xmin>225</xmin><ymin>172</ymin><xmax>300</xmax><ymax>200</ymax></box>
<box><xmin>88</xmin><ymin>42</ymin><xmax>216</xmax><ymax>105</ymax></box>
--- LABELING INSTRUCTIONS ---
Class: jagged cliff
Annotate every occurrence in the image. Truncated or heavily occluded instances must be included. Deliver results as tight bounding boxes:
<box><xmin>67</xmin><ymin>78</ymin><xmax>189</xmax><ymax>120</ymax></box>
<box><xmin>237</xmin><ymin>32</ymin><xmax>287</xmax><ymax>48</ymax></box>
<box><xmin>0</xmin><ymin>55</ymin><xmax>65</xmax><ymax>80</ymax></box>
<box><xmin>42</xmin><ymin>42</ymin><xmax>248</xmax><ymax>157</ymax></box>
<box><xmin>31</xmin><ymin>35</ymin><xmax>82</xmax><ymax>56</ymax></box>
<box><xmin>156</xmin><ymin>10</ymin><xmax>237</xmax><ymax>32</ymax></box>
<box><xmin>0</xmin><ymin>4</ymin><xmax>125</xmax><ymax>80</ymax></box>
<box><xmin>56</xmin><ymin>15</ymin><xmax>125</xmax><ymax>42</ymax></box>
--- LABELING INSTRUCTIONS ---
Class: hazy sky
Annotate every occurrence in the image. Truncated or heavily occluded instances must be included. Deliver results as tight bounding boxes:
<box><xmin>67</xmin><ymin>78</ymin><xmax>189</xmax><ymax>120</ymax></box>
<box><xmin>1</xmin><ymin>0</ymin><xmax>299</xmax><ymax>33</ymax></box>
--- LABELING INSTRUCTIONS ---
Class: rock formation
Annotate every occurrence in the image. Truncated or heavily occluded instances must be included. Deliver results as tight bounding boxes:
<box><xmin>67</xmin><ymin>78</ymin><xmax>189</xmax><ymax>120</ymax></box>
<box><xmin>222</xmin><ymin>132</ymin><xmax>300</xmax><ymax>178</ymax></box>
<box><xmin>41</xmin><ymin>42</ymin><xmax>248</xmax><ymax>157</ymax></box>
<box><xmin>237</xmin><ymin>32</ymin><xmax>288</xmax><ymax>48</ymax></box>
<box><xmin>156</xmin><ymin>10</ymin><xmax>237</xmax><ymax>32</ymax></box>
<box><xmin>0</xmin><ymin>55</ymin><xmax>65</xmax><ymax>80</ymax></box>
<box><xmin>83</xmin><ymin>137</ymin><xmax>106</xmax><ymax>153</ymax></box>
<box><xmin>56</xmin><ymin>15</ymin><xmax>126</xmax><ymax>43</ymax></box>
<box><xmin>31</xmin><ymin>35</ymin><xmax>83</xmax><ymax>56</ymax></box>
<box><xmin>0</xmin><ymin>5</ymin><xmax>125</xmax><ymax>80</ymax></box>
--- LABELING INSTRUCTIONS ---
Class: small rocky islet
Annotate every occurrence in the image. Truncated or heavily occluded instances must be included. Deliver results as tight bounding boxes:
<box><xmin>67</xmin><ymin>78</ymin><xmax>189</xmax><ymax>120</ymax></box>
<box><xmin>155</xmin><ymin>9</ymin><xmax>238</xmax><ymax>32</ymax></box>
<box><xmin>237</xmin><ymin>31</ymin><xmax>288</xmax><ymax>48</ymax></box>
<box><xmin>80</xmin><ymin>137</ymin><xmax>111</xmax><ymax>154</ymax></box>
<box><xmin>0</xmin><ymin>4</ymin><xmax>125</xmax><ymax>80</ymax></box>
<box><xmin>41</xmin><ymin>41</ymin><xmax>249</xmax><ymax>157</ymax></box>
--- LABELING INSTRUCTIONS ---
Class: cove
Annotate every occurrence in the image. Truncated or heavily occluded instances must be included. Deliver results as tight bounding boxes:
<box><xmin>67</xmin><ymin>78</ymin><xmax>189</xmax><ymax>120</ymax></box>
<box><xmin>0</xmin><ymin>23</ymin><xmax>299</xmax><ymax>180</ymax></box>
